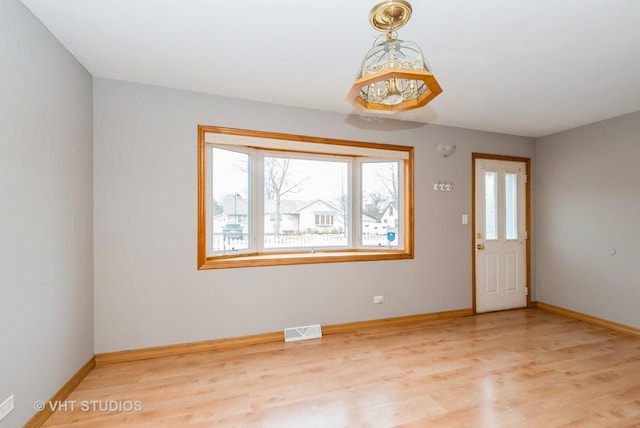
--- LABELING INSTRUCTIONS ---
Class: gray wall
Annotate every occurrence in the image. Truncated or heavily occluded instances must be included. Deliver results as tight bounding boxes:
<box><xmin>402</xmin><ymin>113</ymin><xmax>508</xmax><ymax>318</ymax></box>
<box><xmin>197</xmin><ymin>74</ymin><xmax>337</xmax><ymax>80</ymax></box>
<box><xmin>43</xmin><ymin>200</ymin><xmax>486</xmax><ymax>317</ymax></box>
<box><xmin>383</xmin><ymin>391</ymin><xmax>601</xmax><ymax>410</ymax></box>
<box><xmin>536</xmin><ymin>111</ymin><xmax>640</xmax><ymax>328</ymax></box>
<box><xmin>4</xmin><ymin>1</ymin><xmax>638</xmax><ymax>425</ymax></box>
<box><xmin>0</xmin><ymin>0</ymin><xmax>94</xmax><ymax>426</ymax></box>
<box><xmin>93</xmin><ymin>78</ymin><xmax>534</xmax><ymax>353</ymax></box>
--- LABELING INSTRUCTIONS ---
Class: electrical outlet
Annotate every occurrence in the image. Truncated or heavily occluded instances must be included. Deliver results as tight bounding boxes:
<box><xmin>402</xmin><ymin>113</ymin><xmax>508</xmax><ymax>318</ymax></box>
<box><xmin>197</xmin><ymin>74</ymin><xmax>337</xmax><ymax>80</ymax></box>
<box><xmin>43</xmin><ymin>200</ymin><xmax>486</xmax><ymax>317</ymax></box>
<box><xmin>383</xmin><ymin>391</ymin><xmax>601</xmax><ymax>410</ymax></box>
<box><xmin>0</xmin><ymin>395</ymin><xmax>14</xmax><ymax>421</ymax></box>
<box><xmin>373</xmin><ymin>295</ymin><xmax>384</xmax><ymax>304</ymax></box>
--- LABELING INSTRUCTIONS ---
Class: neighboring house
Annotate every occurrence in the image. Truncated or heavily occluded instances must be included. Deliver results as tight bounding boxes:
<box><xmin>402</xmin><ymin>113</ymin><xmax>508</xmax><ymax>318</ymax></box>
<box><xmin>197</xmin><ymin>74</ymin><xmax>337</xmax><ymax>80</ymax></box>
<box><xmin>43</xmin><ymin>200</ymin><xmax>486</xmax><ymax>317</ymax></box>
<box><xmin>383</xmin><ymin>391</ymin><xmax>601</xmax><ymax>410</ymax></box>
<box><xmin>264</xmin><ymin>199</ymin><xmax>346</xmax><ymax>234</ymax></box>
<box><xmin>295</xmin><ymin>199</ymin><xmax>344</xmax><ymax>233</ymax></box>
<box><xmin>220</xmin><ymin>195</ymin><xmax>393</xmax><ymax>235</ymax></box>
<box><xmin>221</xmin><ymin>196</ymin><xmax>345</xmax><ymax>235</ymax></box>
<box><xmin>263</xmin><ymin>199</ymin><xmax>307</xmax><ymax>234</ymax></box>
<box><xmin>212</xmin><ymin>213</ymin><xmax>228</xmax><ymax>234</ymax></box>
<box><xmin>380</xmin><ymin>202</ymin><xmax>399</xmax><ymax>229</ymax></box>
<box><xmin>362</xmin><ymin>213</ymin><xmax>377</xmax><ymax>225</ymax></box>
<box><xmin>361</xmin><ymin>206</ymin><xmax>396</xmax><ymax>236</ymax></box>
<box><xmin>361</xmin><ymin>213</ymin><xmax>380</xmax><ymax>235</ymax></box>
<box><xmin>222</xmin><ymin>195</ymin><xmax>248</xmax><ymax>225</ymax></box>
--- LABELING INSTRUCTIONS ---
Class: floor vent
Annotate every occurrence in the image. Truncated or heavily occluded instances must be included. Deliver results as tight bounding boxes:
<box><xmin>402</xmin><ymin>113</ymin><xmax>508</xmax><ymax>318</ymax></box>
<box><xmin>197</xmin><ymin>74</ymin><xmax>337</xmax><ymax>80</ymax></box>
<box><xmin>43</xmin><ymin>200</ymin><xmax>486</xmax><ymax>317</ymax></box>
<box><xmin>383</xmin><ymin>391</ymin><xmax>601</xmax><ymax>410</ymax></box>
<box><xmin>284</xmin><ymin>324</ymin><xmax>322</xmax><ymax>342</ymax></box>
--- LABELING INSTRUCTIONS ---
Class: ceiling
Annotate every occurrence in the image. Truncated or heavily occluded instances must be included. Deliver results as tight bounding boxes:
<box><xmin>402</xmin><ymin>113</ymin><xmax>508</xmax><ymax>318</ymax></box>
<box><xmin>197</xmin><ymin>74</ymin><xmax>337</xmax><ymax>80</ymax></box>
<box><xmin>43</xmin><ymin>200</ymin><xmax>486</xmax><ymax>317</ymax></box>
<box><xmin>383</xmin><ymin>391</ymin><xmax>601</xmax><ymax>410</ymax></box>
<box><xmin>20</xmin><ymin>0</ymin><xmax>640</xmax><ymax>137</ymax></box>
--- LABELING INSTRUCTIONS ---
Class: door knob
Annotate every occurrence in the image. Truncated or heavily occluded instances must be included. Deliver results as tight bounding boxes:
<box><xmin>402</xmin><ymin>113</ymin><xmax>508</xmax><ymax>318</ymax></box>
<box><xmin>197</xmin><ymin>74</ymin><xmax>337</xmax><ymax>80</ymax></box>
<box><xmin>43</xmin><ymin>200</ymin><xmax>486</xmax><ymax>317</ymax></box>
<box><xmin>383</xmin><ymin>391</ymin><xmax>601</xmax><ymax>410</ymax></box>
<box><xmin>477</xmin><ymin>244</ymin><xmax>485</xmax><ymax>250</ymax></box>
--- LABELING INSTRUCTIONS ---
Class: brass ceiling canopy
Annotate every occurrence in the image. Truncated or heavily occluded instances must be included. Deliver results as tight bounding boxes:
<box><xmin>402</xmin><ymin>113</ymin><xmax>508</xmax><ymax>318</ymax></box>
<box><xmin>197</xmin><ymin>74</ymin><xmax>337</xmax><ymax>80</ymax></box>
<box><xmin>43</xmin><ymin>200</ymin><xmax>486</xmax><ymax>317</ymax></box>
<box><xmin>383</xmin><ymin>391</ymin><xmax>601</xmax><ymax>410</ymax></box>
<box><xmin>369</xmin><ymin>0</ymin><xmax>412</xmax><ymax>32</ymax></box>
<box><xmin>347</xmin><ymin>0</ymin><xmax>442</xmax><ymax>112</ymax></box>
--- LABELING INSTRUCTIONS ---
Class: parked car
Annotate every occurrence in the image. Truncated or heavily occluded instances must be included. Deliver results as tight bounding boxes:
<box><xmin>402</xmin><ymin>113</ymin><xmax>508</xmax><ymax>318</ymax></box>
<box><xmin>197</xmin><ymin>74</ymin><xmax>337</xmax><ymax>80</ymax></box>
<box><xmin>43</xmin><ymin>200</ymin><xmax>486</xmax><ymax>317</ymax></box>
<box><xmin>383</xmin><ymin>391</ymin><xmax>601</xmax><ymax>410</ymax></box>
<box><xmin>222</xmin><ymin>223</ymin><xmax>244</xmax><ymax>240</ymax></box>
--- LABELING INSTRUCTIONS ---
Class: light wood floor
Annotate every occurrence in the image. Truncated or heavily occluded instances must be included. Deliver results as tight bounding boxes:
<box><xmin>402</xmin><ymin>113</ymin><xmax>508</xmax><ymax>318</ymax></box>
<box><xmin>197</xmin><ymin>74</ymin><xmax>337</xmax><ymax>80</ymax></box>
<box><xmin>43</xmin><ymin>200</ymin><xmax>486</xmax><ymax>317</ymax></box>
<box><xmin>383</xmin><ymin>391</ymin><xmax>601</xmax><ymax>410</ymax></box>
<box><xmin>43</xmin><ymin>309</ymin><xmax>640</xmax><ymax>427</ymax></box>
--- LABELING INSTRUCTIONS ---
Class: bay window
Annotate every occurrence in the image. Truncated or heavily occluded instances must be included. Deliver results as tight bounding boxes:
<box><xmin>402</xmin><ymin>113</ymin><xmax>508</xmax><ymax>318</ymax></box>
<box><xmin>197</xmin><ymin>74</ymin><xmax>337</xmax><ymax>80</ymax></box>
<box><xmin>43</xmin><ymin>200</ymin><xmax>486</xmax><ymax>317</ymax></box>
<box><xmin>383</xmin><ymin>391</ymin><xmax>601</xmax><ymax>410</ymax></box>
<box><xmin>197</xmin><ymin>126</ymin><xmax>413</xmax><ymax>269</ymax></box>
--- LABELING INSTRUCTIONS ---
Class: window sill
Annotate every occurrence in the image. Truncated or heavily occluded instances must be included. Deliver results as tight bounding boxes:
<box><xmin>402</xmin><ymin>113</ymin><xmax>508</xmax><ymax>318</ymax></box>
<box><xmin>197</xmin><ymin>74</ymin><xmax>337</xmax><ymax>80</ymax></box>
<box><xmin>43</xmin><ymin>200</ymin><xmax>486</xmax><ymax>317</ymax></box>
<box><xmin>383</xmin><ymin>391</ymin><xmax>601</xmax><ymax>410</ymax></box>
<box><xmin>198</xmin><ymin>249</ymin><xmax>413</xmax><ymax>270</ymax></box>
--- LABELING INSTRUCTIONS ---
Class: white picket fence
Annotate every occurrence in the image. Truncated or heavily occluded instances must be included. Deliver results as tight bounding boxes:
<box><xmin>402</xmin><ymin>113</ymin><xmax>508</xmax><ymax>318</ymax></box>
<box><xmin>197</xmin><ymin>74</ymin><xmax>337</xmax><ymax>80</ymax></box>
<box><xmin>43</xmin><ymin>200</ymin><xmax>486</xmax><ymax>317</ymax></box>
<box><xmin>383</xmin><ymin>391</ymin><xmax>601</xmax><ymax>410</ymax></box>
<box><xmin>212</xmin><ymin>233</ymin><xmax>396</xmax><ymax>251</ymax></box>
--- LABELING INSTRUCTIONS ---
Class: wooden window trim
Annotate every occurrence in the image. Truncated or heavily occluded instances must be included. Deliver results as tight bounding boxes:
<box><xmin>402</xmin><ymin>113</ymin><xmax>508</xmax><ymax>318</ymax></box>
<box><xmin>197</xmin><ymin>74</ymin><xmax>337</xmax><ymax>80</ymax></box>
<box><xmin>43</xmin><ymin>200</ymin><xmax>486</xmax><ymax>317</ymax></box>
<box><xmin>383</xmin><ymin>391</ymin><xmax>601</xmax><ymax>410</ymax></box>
<box><xmin>197</xmin><ymin>125</ymin><xmax>414</xmax><ymax>270</ymax></box>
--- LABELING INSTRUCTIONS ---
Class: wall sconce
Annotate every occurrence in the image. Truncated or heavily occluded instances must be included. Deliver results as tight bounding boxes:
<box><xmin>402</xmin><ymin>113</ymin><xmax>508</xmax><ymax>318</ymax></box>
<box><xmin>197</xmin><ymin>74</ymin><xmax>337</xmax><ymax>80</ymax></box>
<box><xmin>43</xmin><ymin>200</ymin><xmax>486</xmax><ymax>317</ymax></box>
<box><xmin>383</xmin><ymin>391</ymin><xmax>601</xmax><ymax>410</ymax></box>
<box><xmin>435</xmin><ymin>142</ymin><xmax>456</xmax><ymax>157</ymax></box>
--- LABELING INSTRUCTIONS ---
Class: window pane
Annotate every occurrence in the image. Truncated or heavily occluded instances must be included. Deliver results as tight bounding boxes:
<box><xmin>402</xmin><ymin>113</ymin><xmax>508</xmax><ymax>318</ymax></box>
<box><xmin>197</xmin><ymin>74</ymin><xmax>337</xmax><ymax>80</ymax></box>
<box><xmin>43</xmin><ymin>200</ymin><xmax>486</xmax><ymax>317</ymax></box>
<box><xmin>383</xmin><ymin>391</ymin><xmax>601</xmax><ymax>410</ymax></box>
<box><xmin>505</xmin><ymin>172</ymin><xmax>518</xmax><ymax>240</ymax></box>
<box><xmin>485</xmin><ymin>171</ymin><xmax>498</xmax><ymax>240</ymax></box>
<box><xmin>199</xmin><ymin>127</ymin><xmax>415</xmax><ymax>269</ymax></box>
<box><xmin>362</xmin><ymin>162</ymin><xmax>399</xmax><ymax>247</ymax></box>
<box><xmin>211</xmin><ymin>147</ymin><xmax>250</xmax><ymax>253</ymax></box>
<box><xmin>263</xmin><ymin>156</ymin><xmax>348</xmax><ymax>249</ymax></box>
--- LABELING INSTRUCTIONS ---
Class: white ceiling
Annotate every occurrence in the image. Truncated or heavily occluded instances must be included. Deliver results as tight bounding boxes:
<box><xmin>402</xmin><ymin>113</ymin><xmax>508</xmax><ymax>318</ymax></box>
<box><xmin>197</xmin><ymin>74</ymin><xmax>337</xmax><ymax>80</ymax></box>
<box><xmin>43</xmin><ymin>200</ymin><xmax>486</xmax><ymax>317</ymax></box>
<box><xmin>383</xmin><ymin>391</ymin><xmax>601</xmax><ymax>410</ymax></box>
<box><xmin>20</xmin><ymin>0</ymin><xmax>640</xmax><ymax>137</ymax></box>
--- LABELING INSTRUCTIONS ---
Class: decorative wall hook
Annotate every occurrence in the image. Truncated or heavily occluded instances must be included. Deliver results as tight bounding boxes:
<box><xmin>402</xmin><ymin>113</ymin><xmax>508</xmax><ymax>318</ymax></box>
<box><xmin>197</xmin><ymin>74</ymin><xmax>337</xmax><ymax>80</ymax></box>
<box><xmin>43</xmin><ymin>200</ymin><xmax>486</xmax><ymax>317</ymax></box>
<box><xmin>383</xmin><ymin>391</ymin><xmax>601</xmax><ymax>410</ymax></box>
<box><xmin>433</xmin><ymin>181</ymin><xmax>453</xmax><ymax>191</ymax></box>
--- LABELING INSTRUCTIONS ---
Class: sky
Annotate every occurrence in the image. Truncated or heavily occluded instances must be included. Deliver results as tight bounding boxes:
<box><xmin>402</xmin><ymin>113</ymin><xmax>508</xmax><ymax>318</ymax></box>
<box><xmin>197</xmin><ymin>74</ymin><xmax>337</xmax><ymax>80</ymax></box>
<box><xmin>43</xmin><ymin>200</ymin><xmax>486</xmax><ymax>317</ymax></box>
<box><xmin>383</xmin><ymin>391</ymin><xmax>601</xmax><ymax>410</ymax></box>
<box><xmin>211</xmin><ymin>147</ymin><xmax>397</xmax><ymax>204</ymax></box>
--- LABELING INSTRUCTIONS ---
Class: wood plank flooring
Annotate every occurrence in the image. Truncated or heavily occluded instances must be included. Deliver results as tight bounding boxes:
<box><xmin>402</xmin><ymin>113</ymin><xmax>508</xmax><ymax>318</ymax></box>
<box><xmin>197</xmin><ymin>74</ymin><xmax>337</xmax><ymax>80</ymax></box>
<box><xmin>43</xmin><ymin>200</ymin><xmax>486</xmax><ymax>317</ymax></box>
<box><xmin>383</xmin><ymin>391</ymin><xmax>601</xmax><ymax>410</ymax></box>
<box><xmin>42</xmin><ymin>309</ymin><xmax>640</xmax><ymax>427</ymax></box>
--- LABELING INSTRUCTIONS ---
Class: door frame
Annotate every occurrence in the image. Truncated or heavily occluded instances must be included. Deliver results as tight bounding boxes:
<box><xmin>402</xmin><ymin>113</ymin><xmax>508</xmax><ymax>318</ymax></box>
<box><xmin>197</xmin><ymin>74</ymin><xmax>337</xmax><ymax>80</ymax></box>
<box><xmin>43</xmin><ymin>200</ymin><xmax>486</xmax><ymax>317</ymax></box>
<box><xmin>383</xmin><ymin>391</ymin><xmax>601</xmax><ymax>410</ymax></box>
<box><xmin>471</xmin><ymin>153</ymin><xmax>532</xmax><ymax>314</ymax></box>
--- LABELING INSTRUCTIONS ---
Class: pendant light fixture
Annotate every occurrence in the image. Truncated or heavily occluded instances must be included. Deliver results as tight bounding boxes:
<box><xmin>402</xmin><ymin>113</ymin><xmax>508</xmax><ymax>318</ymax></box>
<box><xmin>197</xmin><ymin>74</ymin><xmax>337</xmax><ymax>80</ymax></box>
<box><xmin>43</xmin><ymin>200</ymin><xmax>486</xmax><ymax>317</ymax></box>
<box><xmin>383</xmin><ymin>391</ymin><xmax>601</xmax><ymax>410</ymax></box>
<box><xmin>347</xmin><ymin>0</ymin><xmax>442</xmax><ymax>111</ymax></box>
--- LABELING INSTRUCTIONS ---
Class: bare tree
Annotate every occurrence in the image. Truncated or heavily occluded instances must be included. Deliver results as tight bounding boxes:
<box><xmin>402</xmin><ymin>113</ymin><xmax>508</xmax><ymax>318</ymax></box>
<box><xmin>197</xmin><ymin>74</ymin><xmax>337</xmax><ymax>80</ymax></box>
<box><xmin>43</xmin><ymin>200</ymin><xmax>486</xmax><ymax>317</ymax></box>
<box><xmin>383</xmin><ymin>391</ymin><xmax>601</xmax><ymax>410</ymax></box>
<box><xmin>376</xmin><ymin>162</ymin><xmax>399</xmax><ymax>207</ymax></box>
<box><xmin>264</xmin><ymin>157</ymin><xmax>307</xmax><ymax>236</ymax></box>
<box><xmin>363</xmin><ymin>191</ymin><xmax>388</xmax><ymax>220</ymax></box>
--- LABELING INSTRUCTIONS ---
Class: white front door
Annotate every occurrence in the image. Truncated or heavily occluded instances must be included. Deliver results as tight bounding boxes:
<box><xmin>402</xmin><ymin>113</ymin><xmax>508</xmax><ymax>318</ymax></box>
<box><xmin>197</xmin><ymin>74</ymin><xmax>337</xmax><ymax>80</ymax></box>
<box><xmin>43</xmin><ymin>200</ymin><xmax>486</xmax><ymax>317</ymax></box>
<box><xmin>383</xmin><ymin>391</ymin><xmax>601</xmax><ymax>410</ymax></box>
<box><xmin>474</xmin><ymin>158</ymin><xmax>528</xmax><ymax>313</ymax></box>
